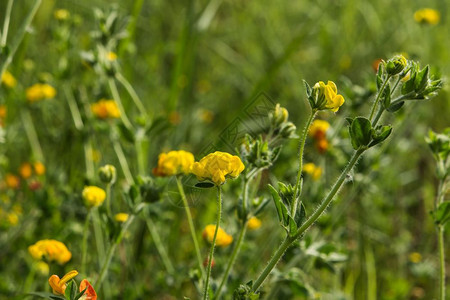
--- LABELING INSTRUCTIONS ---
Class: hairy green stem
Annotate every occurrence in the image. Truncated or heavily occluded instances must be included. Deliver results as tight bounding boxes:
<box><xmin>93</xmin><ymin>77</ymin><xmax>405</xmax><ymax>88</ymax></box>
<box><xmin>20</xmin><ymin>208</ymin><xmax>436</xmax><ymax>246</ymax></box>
<box><xmin>108</xmin><ymin>77</ymin><xmax>134</xmax><ymax>131</ymax></box>
<box><xmin>83</xmin><ymin>140</ymin><xmax>95</xmax><ymax>180</ymax></box>
<box><xmin>95</xmin><ymin>214</ymin><xmax>135</xmax><ymax>289</ymax></box>
<box><xmin>145</xmin><ymin>214</ymin><xmax>175</xmax><ymax>274</ymax></box>
<box><xmin>112</xmin><ymin>139</ymin><xmax>135</xmax><ymax>185</ymax></box>
<box><xmin>116</xmin><ymin>72</ymin><xmax>148</xmax><ymax>117</ymax></box>
<box><xmin>64</xmin><ymin>84</ymin><xmax>84</xmax><ymax>131</ymax></box>
<box><xmin>436</xmin><ymin>178</ymin><xmax>446</xmax><ymax>300</ymax></box>
<box><xmin>203</xmin><ymin>187</ymin><xmax>222</xmax><ymax>300</ymax></box>
<box><xmin>106</xmin><ymin>183</ymin><xmax>112</xmax><ymax>217</ymax></box>
<box><xmin>176</xmin><ymin>176</ymin><xmax>205</xmax><ymax>278</ymax></box>
<box><xmin>292</xmin><ymin>110</ymin><xmax>317</xmax><ymax>216</ymax></box>
<box><xmin>252</xmin><ymin>149</ymin><xmax>364</xmax><ymax>292</ymax></box>
<box><xmin>369</xmin><ymin>75</ymin><xmax>391</xmax><ymax>121</ymax></box>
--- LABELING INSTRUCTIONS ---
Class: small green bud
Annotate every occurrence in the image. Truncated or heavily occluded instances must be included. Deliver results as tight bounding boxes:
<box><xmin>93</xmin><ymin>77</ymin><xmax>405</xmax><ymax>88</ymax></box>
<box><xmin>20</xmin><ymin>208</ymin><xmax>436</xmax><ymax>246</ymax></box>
<box><xmin>386</xmin><ymin>55</ymin><xmax>407</xmax><ymax>76</ymax></box>
<box><xmin>270</xmin><ymin>104</ymin><xmax>289</xmax><ymax>127</ymax></box>
<box><xmin>279</xmin><ymin>122</ymin><xmax>297</xmax><ymax>138</ymax></box>
<box><xmin>98</xmin><ymin>164</ymin><xmax>117</xmax><ymax>184</ymax></box>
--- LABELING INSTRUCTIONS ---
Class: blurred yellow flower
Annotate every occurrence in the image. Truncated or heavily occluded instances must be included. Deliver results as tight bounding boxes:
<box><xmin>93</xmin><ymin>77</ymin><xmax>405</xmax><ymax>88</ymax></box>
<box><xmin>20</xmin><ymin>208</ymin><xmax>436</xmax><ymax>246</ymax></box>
<box><xmin>115</xmin><ymin>213</ymin><xmax>129</xmax><ymax>223</ymax></box>
<box><xmin>28</xmin><ymin>239</ymin><xmax>72</xmax><ymax>264</ymax></box>
<box><xmin>414</xmin><ymin>8</ymin><xmax>440</xmax><ymax>25</ymax></box>
<box><xmin>19</xmin><ymin>163</ymin><xmax>32</xmax><ymax>179</ymax></box>
<box><xmin>82</xmin><ymin>186</ymin><xmax>106</xmax><ymax>207</ymax></box>
<box><xmin>153</xmin><ymin>150</ymin><xmax>194</xmax><ymax>177</ymax></box>
<box><xmin>48</xmin><ymin>270</ymin><xmax>78</xmax><ymax>295</ymax></box>
<box><xmin>7</xmin><ymin>212</ymin><xmax>19</xmax><ymax>226</ymax></box>
<box><xmin>303</xmin><ymin>163</ymin><xmax>322</xmax><ymax>181</ymax></box>
<box><xmin>315</xmin><ymin>138</ymin><xmax>329</xmax><ymax>154</ymax></box>
<box><xmin>36</xmin><ymin>261</ymin><xmax>49</xmax><ymax>276</ymax></box>
<box><xmin>5</xmin><ymin>174</ymin><xmax>20</xmax><ymax>189</ymax></box>
<box><xmin>247</xmin><ymin>217</ymin><xmax>262</xmax><ymax>230</ymax></box>
<box><xmin>191</xmin><ymin>151</ymin><xmax>245</xmax><ymax>185</ymax></box>
<box><xmin>54</xmin><ymin>9</ymin><xmax>70</xmax><ymax>21</ymax></box>
<box><xmin>107</xmin><ymin>51</ymin><xmax>117</xmax><ymax>61</ymax></box>
<box><xmin>202</xmin><ymin>225</ymin><xmax>233</xmax><ymax>247</ymax></box>
<box><xmin>91</xmin><ymin>99</ymin><xmax>121</xmax><ymax>119</ymax></box>
<box><xmin>26</xmin><ymin>83</ymin><xmax>57</xmax><ymax>102</ymax></box>
<box><xmin>309</xmin><ymin>120</ymin><xmax>330</xmax><ymax>140</ymax></box>
<box><xmin>1</xmin><ymin>71</ymin><xmax>17</xmax><ymax>88</ymax></box>
<box><xmin>313</xmin><ymin>81</ymin><xmax>345</xmax><ymax>112</ymax></box>
<box><xmin>409</xmin><ymin>252</ymin><xmax>422</xmax><ymax>263</ymax></box>
<box><xmin>0</xmin><ymin>105</ymin><xmax>6</xmax><ymax>119</ymax></box>
<box><xmin>199</xmin><ymin>109</ymin><xmax>214</xmax><ymax>123</ymax></box>
<box><xmin>34</xmin><ymin>162</ymin><xmax>46</xmax><ymax>175</ymax></box>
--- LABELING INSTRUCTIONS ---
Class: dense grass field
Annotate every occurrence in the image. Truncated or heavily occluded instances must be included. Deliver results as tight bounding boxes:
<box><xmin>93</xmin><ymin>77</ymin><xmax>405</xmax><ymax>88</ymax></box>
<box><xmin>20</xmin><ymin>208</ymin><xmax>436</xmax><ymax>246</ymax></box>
<box><xmin>0</xmin><ymin>1</ymin><xmax>449</xmax><ymax>299</ymax></box>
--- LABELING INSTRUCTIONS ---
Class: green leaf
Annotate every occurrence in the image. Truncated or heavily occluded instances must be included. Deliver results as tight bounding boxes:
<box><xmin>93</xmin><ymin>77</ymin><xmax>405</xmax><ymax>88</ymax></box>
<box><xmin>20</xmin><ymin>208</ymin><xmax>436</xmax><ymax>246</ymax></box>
<box><xmin>288</xmin><ymin>215</ymin><xmax>297</xmax><ymax>236</ymax></box>
<box><xmin>382</xmin><ymin>84</ymin><xmax>391</xmax><ymax>108</ymax></box>
<box><xmin>435</xmin><ymin>202</ymin><xmax>450</xmax><ymax>226</ymax></box>
<box><xmin>64</xmin><ymin>281</ymin><xmax>77</xmax><ymax>300</ymax></box>
<box><xmin>268</xmin><ymin>184</ymin><xmax>288</xmax><ymax>225</ymax></box>
<box><xmin>401</xmin><ymin>73</ymin><xmax>416</xmax><ymax>95</ymax></box>
<box><xmin>73</xmin><ymin>288</ymin><xmax>87</xmax><ymax>300</ymax></box>
<box><xmin>294</xmin><ymin>203</ymin><xmax>306</xmax><ymax>227</ymax></box>
<box><xmin>386</xmin><ymin>101</ymin><xmax>405</xmax><ymax>113</ymax></box>
<box><xmin>303</xmin><ymin>80</ymin><xmax>312</xmax><ymax>97</ymax></box>
<box><xmin>369</xmin><ymin>125</ymin><xmax>392</xmax><ymax>148</ymax></box>
<box><xmin>195</xmin><ymin>182</ymin><xmax>215</xmax><ymax>188</ymax></box>
<box><xmin>25</xmin><ymin>292</ymin><xmax>65</xmax><ymax>300</ymax></box>
<box><xmin>414</xmin><ymin>65</ymin><xmax>429</xmax><ymax>92</ymax></box>
<box><xmin>349</xmin><ymin>117</ymin><xmax>372</xmax><ymax>150</ymax></box>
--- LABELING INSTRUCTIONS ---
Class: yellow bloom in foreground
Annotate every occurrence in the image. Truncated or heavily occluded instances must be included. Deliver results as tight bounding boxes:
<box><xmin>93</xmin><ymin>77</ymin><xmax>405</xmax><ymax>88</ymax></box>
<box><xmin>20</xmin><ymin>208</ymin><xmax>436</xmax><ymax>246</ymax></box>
<box><xmin>1</xmin><ymin>71</ymin><xmax>17</xmax><ymax>88</ymax></box>
<box><xmin>202</xmin><ymin>225</ymin><xmax>233</xmax><ymax>247</ymax></box>
<box><xmin>82</xmin><ymin>186</ymin><xmax>106</xmax><ymax>207</ymax></box>
<box><xmin>303</xmin><ymin>163</ymin><xmax>322</xmax><ymax>181</ymax></box>
<box><xmin>34</xmin><ymin>162</ymin><xmax>46</xmax><ymax>175</ymax></box>
<box><xmin>115</xmin><ymin>213</ymin><xmax>129</xmax><ymax>223</ymax></box>
<box><xmin>409</xmin><ymin>252</ymin><xmax>422</xmax><ymax>264</ymax></box>
<box><xmin>20</xmin><ymin>163</ymin><xmax>33</xmax><ymax>179</ymax></box>
<box><xmin>91</xmin><ymin>99</ymin><xmax>121</xmax><ymax>119</ymax></box>
<box><xmin>153</xmin><ymin>150</ymin><xmax>194</xmax><ymax>177</ymax></box>
<box><xmin>191</xmin><ymin>151</ymin><xmax>245</xmax><ymax>185</ymax></box>
<box><xmin>313</xmin><ymin>81</ymin><xmax>345</xmax><ymax>112</ymax></box>
<box><xmin>247</xmin><ymin>217</ymin><xmax>262</xmax><ymax>230</ymax></box>
<box><xmin>414</xmin><ymin>8</ymin><xmax>440</xmax><ymax>25</ymax></box>
<box><xmin>28</xmin><ymin>239</ymin><xmax>72</xmax><ymax>264</ymax></box>
<box><xmin>309</xmin><ymin>120</ymin><xmax>330</xmax><ymax>139</ymax></box>
<box><xmin>48</xmin><ymin>270</ymin><xmax>78</xmax><ymax>295</ymax></box>
<box><xmin>26</xmin><ymin>83</ymin><xmax>57</xmax><ymax>102</ymax></box>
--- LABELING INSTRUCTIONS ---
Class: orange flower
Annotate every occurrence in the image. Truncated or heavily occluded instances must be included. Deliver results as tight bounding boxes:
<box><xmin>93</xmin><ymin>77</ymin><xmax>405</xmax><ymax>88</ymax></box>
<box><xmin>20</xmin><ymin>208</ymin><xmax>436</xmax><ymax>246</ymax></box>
<box><xmin>20</xmin><ymin>163</ymin><xmax>32</xmax><ymax>179</ymax></box>
<box><xmin>79</xmin><ymin>279</ymin><xmax>97</xmax><ymax>300</ymax></box>
<box><xmin>5</xmin><ymin>174</ymin><xmax>20</xmax><ymax>189</ymax></box>
<box><xmin>48</xmin><ymin>270</ymin><xmax>78</xmax><ymax>295</ymax></box>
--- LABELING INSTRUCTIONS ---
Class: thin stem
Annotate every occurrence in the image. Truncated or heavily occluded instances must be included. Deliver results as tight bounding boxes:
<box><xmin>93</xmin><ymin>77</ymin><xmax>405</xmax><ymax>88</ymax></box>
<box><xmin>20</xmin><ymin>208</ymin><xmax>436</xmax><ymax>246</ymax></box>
<box><xmin>95</xmin><ymin>214</ymin><xmax>135</xmax><ymax>289</ymax></box>
<box><xmin>92</xmin><ymin>208</ymin><xmax>106</xmax><ymax>267</ymax></box>
<box><xmin>369</xmin><ymin>75</ymin><xmax>391</xmax><ymax>121</ymax></box>
<box><xmin>81</xmin><ymin>210</ymin><xmax>91</xmax><ymax>274</ymax></box>
<box><xmin>251</xmin><ymin>149</ymin><xmax>365</xmax><ymax>292</ymax></box>
<box><xmin>112</xmin><ymin>139</ymin><xmax>135</xmax><ymax>185</ymax></box>
<box><xmin>1</xmin><ymin>0</ymin><xmax>14</xmax><ymax>47</ymax></box>
<box><xmin>105</xmin><ymin>183</ymin><xmax>112</xmax><ymax>217</ymax></box>
<box><xmin>135</xmin><ymin>139</ymin><xmax>145</xmax><ymax>176</ymax></box>
<box><xmin>438</xmin><ymin>226</ymin><xmax>445</xmax><ymax>300</ymax></box>
<box><xmin>108</xmin><ymin>77</ymin><xmax>134</xmax><ymax>131</ymax></box>
<box><xmin>203</xmin><ymin>186</ymin><xmax>222</xmax><ymax>300</ymax></box>
<box><xmin>372</xmin><ymin>108</ymin><xmax>384</xmax><ymax>127</ymax></box>
<box><xmin>21</xmin><ymin>109</ymin><xmax>44</xmax><ymax>162</ymax></box>
<box><xmin>176</xmin><ymin>176</ymin><xmax>205</xmax><ymax>278</ymax></box>
<box><xmin>292</xmin><ymin>110</ymin><xmax>316</xmax><ymax>216</ymax></box>
<box><xmin>115</xmin><ymin>72</ymin><xmax>148</xmax><ymax>117</ymax></box>
<box><xmin>83</xmin><ymin>140</ymin><xmax>95</xmax><ymax>180</ymax></box>
<box><xmin>145</xmin><ymin>212</ymin><xmax>175</xmax><ymax>274</ymax></box>
<box><xmin>64</xmin><ymin>84</ymin><xmax>84</xmax><ymax>131</ymax></box>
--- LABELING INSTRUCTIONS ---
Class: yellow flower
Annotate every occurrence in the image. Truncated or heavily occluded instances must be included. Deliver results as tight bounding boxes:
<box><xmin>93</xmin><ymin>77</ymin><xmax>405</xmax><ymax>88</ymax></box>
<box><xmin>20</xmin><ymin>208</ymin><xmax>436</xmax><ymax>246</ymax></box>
<box><xmin>247</xmin><ymin>217</ymin><xmax>262</xmax><ymax>230</ymax></box>
<box><xmin>191</xmin><ymin>151</ymin><xmax>245</xmax><ymax>185</ymax></box>
<box><xmin>414</xmin><ymin>8</ymin><xmax>440</xmax><ymax>25</ymax></box>
<box><xmin>115</xmin><ymin>213</ymin><xmax>129</xmax><ymax>223</ymax></box>
<box><xmin>409</xmin><ymin>252</ymin><xmax>422</xmax><ymax>264</ymax></box>
<box><xmin>82</xmin><ymin>186</ymin><xmax>106</xmax><ymax>207</ymax></box>
<box><xmin>91</xmin><ymin>99</ymin><xmax>121</xmax><ymax>119</ymax></box>
<box><xmin>34</xmin><ymin>162</ymin><xmax>46</xmax><ymax>175</ymax></box>
<box><xmin>153</xmin><ymin>150</ymin><xmax>194</xmax><ymax>177</ymax></box>
<box><xmin>107</xmin><ymin>51</ymin><xmax>117</xmax><ymax>61</ymax></box>
<box><xmin>48</xmin><ymin>270</ymin><xmax>78</xmax><ymax>295</ymax></box>
<box><xmin>7</xmin><ymin>212</ymin><xmax>19</xmax><ymax>226</ymax></box>
<box><xmin>303</xmin><ymin>163</ymin><xmax>322</xmax><ymax>181</ymax></box>
<box><xmin>309</xmin><ymin>120</ymin><xmax>330</xmax><ymax>139</ymax></box>
<box><xmin>54</xmin><ymin>9</ymin><xmax>70</xmax><ymax>20</ymax></box>
<box><xmin>28</xmin><ymin>239</ymin><xmax>72</xmax><ymax>264</ymax></box>
<box><xmin>19</xmin><ymin>163</ymin><xmax>33</xmax><ymax>179</ymax></box>
<box><xmin>202</xmin><ymin>225</ymin><xmax>233</xmax><ymax>247</ymax></box>
<box><xmin>312</xmin><ymin>81</ymin><xmax>345</xmax><ymax>112</ymax></box>
<box><xmin>1</xmin><ymin>71</ymin><xmax>17</xmax><ymax>88</ymax></box>
<box><xmin>36</xmin><ymin>261</ymin><xmax>49</xmax><ymax>276</ymax></box>
<box><xmin>5</xmin><ymin>174</ymin><xmax>20</xmax><ymax>189</ymax></box>
<box><xmin>26</xmin><ymin>83</ymin><xmax>57</xmax><ymax>102</ymax></box>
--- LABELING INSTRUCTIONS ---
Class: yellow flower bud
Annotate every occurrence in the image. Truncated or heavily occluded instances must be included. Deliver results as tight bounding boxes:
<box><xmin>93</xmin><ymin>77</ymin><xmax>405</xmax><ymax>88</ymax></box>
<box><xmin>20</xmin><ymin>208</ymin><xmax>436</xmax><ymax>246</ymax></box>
<box><xmin>115</xmin><ymin>213</ymin><xmax>129</xmax><ymax>223</ymax></box>
<box><xmin>54</xmin><ymin>9</ymin><xmax>70</xmax><ymax>21</ymax></box>
<box><xmin>82</xmin><ymin>186</ymin><xmax>106</xmax><ymax>207</ymax></box>
<box><xmin>247</xmin><ymin>217</ymin><xmax>262</xmax><ymax>230</ymax></box>
<box><xmin>303</xmin><ymin>163</ymin><xmax>322</xmax><ymax>181</ymax></box>
<box><xmin>98</xmin><ymin>164</ymin><xmax>117</xmax><ymax>184</ymax></box>
<box><xmin>1</xmin><ymin>71</ymin><xmax>17</xmax><ymax>88</ymax></box>
<box><xmin>312</xmin><ymin>81</ymin><xmax>345</xmax><ymax>112</ymax></box>
<box><xmin>386</xmin><ymin>55</ymin><xmax>407</xmax><ymax>76</ymax></box>
<box><xmin>202</xmin><ymin>225</ymin><xmax>233</xmax><ymax>247</ymax></box>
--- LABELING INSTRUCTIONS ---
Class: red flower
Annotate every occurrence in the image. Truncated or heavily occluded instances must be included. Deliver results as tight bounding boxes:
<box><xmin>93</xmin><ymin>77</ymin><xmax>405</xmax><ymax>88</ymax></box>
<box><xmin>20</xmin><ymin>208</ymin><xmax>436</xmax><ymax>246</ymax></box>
<box><xmin>79</xmin><ymin>279</ymin><xmax>97</xmax><ymax>300</ymax></box>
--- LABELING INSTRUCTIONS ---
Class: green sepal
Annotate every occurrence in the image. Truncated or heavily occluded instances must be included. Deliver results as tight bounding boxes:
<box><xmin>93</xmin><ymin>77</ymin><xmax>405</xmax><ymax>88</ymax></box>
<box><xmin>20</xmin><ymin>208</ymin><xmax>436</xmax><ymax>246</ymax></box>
<box><xmin>64</xmin><ymin>280</ymin><xmax>77</xmax><ymax>300</ymax></box>
<box><xmin>74</xmin><ymin>288</ymin><xmax>87</xmax><ymax>300</ymax></box>
<box><xmin>288</xmin><ymin>215</ymin><xmax>297</xmax><ymax>237</ymax></box>
<box><xmin>386</xmin><ymin>101</ymin><xmax>404</xmax><ymax>113</ymax></box>
<box><xmin>434</xmin><ymin>202</ymin><xmax>450</xmax><ymax>226</ymax></box>
<box><xmin>268</xmin><ymin>184</ymin><xmax>288</xmax><ymax>225</ymax></box>
<box><xmin>303</xmin><ymin>80</ymin><xmax>312</xmax><ymax>98</ymax></box>
<box><xmin>401</xmin><ymin>72</ymin><xmax>416</xmax><ymax>95</ymax></box>
<box><xmin>349</xmin><ymin>117</ymin><xmax>372</xmax><ymax>150</ymax></box>
<box><xmin>376</xmin><ymin>62</ymin><xmax>384</xmax><ymax>90</ymax></box>
<box><xmin>382</xmin><ymin>84</ymin><xmax>391</xmax><ymax>108</ymax></box>
<box><xmin>195</xmin><ymin>182</ymin><xmax>215</xmax><ymax>188</ymax></box>
<box><xmin>414</xmin><ymin>65</ymin><xmax>429</xmax><ymax>93</ymax></box>
<box><xmin>369</xmin><ymin>125</ymin><xmax>392</xmax><ymax>148</ymax></box>
<box><xmin>294</xmin><ymin>203</ymin><xmax>306</xmax><ymax>227</ymax></box>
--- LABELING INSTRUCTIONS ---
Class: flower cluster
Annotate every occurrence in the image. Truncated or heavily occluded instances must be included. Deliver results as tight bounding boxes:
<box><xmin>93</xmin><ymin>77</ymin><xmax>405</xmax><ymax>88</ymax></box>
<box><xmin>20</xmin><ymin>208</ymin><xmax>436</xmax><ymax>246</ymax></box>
<box><xmin>152</xmin><ymin>150</ymin><xmax>194</xmax><ymax>177</ymax></box>
<box><xmin>414</xmin><ymin>8</ymin><xmax>440</xmax><ymax>25</ymax></box>
<box><xmin>49</xmin><ymin>270</ymin><xmax>97</xmax><ymax>299</ymax></box>
<box><xmin>28</xmin><ymin>239</ymin><xmax>72</xmax><ymax>264</ymax></box>
<box><xmin>309</xmin><ymin>120</ymin><xmax>330</xmax><ymax>153</ymax></box>
<box><xmin>191</xmin><ymin>151</ymin><xmax>245</xmax><ymax>185</ymax></box>
<box><xmin>82</xmin><ymin>186</ymin><xmax>106</xmax><ymax>207</ymax></box>
<box><xmin>202</xmin><ymin>225</ymin><xmax>233</xmax><ymax>247</ymax></box>
<box><xmin>26</xmin><ymin>83</ymin><xmax>57</xmax><ymax>102</ymax></box>
<box><xmin>90</xmin><ymin>99</ymin><xmax>121</xmax><ymax>119</ymax></box>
